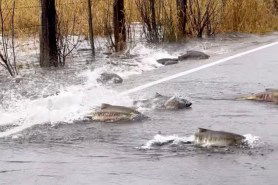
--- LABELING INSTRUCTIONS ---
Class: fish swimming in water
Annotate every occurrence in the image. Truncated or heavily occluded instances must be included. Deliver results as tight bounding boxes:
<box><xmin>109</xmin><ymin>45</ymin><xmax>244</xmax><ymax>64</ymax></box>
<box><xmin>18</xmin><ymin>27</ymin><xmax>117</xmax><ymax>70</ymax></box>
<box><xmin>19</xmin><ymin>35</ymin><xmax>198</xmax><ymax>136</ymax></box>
<box><xmin>194</xmin><ymin>128</ymin><xmax>246</xmax><ymax>147</ymax></box>
<box><xmin>133</xmin><ymin>93</ymin><xmax>192</xmax><ymax>110</ymax></box>
<box><xmin>240</xmin><ymin>88</ymin><xmax>278</xmax><ymax>104</ymax></box>
<box><xmin>87</xmin><ymin>104</ymin><xmax>146</xmax><ymax>123</ymax></box>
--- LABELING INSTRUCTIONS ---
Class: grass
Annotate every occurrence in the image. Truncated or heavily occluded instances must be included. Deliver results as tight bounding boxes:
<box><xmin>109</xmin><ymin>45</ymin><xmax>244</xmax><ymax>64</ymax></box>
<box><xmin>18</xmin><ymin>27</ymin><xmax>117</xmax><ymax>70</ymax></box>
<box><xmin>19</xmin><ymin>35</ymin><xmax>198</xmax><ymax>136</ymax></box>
<box><xmin>1</xmin><ymin>0</ymin><xmax>278</xmax><ymax>39</ymax></box>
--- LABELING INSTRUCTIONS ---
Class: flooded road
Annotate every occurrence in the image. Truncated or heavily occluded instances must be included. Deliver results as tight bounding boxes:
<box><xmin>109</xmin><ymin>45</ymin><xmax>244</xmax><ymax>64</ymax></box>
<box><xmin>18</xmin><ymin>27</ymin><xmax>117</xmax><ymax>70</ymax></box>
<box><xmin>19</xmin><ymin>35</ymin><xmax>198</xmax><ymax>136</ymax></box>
<box><xmin>0</xmin><ymin>39</ymin><xmax>278</xmax><ymax>184</ymax></box>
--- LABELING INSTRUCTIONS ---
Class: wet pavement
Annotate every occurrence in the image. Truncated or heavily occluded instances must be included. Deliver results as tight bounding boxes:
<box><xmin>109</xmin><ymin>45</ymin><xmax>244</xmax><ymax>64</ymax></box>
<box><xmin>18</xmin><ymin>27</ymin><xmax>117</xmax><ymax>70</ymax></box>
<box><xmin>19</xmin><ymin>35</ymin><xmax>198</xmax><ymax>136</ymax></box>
<box><xmin>0</xmin><ymin>41</ymin><xmax>278</xmax><ymax>185</ymax></box>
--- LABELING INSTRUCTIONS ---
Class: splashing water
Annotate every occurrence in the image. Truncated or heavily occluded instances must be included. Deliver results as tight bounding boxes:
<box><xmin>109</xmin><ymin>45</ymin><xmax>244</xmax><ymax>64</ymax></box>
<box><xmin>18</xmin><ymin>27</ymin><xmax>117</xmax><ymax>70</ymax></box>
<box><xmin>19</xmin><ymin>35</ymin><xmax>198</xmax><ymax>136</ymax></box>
<box><xmin>140</xmin><ymin>134</ymin><xmax>195</xmax><ymax>150</ymax></box>
<box><xmin>243</xmin><ymin>134</ymin><xmax>261</xmax><ymax>148</ymax></box>
<box><xmin>140</xmin><ymin>134</ymin><xmax>261</xmax><ymax>150</ymax></box>
<box><xmin>0</xmin><ymin>89</ymin><xmax>133</xmax><ymax>138</ymax></box>
<box><xmin>0</xmin><ymin>71</ymin><xmax>133</xmax><ymax>138</ymax></box>
<box><xmin>0</xmin><ymin>42</ymin><xmax>182</xmax><ymax>138</ymax></box>
<box><xmin>1</xmin><ymin>33</ymin><xmax>269</xmax><ymax>138</ymax></box>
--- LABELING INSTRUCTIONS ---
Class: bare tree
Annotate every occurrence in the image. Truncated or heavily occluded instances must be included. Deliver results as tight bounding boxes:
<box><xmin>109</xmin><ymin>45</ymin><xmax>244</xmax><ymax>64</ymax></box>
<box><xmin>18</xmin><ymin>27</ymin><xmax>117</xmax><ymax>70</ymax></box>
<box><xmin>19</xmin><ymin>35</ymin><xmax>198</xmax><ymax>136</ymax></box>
<box><xmin>160</xmin><ymin>1</ymin><xmax>176</xmax><ymax>41</ymax></box>
<box><xmin>136</xmin><ymin>0</ymin><xmax>160</xmax><ymax>43</ymax></box>
<box><xmin>149</xmin><ymin>0</ymin><xmax>158</xmax><ymax>41</ymax></box>
<box><xmin>56</xmin><ymin>3</ymin><xmax>82</xmax><ymax>66</ymax></box>
<box><xmin>176</xmin><ymin>0</ymin><xmax>187</xmax><ymax>36</ymax></box>
<box><xmin>0</xmin><ymin>0</ymin><xmax>18</xmax><ymax>76</ymax></box>
<box><xmin>40</xmin><ymin>0</ymin><xmax>59</xmax><ymax>67</ymax></box>
<box><xmin>113</xmin><ymin>0</ymin><xmax>126</xmax><ymax>52</ymax></box>
<box><xmin>188</xmin><ymin>0</ymin><xmax>218</xmax><ymax>38</ymax></box>
<box><xmin>87</xmin><ymin>0</ymin><xmax>95</xmax><ymax>56</ymax></box>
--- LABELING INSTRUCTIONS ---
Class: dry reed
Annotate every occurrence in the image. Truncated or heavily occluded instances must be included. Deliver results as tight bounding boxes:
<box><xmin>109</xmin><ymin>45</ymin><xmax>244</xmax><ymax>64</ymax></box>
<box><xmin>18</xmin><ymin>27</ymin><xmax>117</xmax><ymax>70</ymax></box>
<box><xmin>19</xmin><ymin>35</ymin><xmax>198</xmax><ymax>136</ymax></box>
<box><xmin>1</xmin><ymin>0</ymin><xmax>277</xmax><ymax>39</ymax></box>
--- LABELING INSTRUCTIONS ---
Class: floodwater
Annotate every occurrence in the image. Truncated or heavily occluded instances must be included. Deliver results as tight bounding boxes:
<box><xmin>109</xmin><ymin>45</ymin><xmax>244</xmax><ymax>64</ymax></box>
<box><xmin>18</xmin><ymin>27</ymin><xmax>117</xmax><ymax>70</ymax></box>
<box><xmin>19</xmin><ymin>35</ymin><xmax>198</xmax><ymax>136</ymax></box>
<box><xmin>0</xmin><ymin>33</ymin><xmax>278</xmax><ymax>185</ymax></box>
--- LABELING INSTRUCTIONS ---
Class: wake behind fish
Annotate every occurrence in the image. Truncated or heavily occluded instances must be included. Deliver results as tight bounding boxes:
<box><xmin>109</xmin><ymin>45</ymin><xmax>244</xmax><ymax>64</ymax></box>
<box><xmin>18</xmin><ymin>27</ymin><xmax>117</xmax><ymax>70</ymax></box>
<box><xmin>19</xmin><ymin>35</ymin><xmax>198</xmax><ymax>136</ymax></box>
<box><xmin>0</xmin><ymin>72</ymin><xmax>133</xmax><ymax>138</ymax></box>
<box><xmin>0</xmin><ymin>37</ymin><xmax>253</xmax><ymax>138</ymax></box>
<box><xmin>0</xmin><ymin>43</ymin><xmax>163</xmax><ymax>136</ymax></box>
<box><xmin>140</xmin><ymin>134</ymin><xmax>195</xmax><ymax>150</ymax></box>
<box><xmin>140</xmin><ymin>134</ymin><xmax>261</xmax><ymax>150</ymax></box>
<box><xmin>0</xmin><ymin>43</ymin><xmax>178</xmax><ymax>138</ymax></box>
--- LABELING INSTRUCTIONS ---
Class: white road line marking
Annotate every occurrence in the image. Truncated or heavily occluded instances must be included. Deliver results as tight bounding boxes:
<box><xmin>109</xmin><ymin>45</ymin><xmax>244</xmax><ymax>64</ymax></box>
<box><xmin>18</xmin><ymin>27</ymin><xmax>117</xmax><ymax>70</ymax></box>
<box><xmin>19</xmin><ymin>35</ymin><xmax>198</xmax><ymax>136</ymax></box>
<box><xmin>120</xmin><ymin>41</ymin><xmax>278</xmax><ymax>96</ymax></box>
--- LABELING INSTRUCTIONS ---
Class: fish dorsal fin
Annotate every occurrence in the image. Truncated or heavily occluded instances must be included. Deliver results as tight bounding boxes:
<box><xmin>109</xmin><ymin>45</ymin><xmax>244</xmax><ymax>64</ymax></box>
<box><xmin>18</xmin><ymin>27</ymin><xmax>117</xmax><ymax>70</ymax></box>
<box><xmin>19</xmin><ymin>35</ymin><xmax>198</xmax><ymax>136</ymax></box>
<box><xmin>198</xmin><ymin>128</ymin><xmax>207</xmax><ymax>133</ymax></box>
<box><xmin>100</xmin><ymin>103</ymin><xmax>111</xmax><ymax>109</ymax></box>
<box><xmin>155</xmin><ymin>92</ymin><xmax>163</xmax><ymax>98</ymax></box>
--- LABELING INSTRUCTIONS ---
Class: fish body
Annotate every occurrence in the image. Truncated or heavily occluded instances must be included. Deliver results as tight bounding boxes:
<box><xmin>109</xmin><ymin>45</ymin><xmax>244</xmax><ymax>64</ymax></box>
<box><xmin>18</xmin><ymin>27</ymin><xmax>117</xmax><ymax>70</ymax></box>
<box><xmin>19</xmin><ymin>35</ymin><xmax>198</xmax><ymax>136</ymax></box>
<box><xmin>241</xmin><ymin>88</ymin><xmax>278</xmax><ymax>104</ymax></box>
<box><xmin>194</xmin><ymin>128</ymin><xmax>245</xmax><ymax>147</ymax></box>
<box><xmin>88</xmin><ymin>104</ymin><xmax>145</xmax><ymax>123</ymax></box>
<box><xmin>134</xmin><ymin>93</ymin><xmax>192</xmax><ymax>110</ymax></box>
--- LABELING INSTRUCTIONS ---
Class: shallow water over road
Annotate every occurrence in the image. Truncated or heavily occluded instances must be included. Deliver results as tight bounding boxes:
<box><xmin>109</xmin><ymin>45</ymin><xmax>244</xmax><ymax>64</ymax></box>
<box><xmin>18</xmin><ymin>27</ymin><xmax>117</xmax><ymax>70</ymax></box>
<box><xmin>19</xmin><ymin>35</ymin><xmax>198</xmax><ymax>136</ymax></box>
<box><xmin>0</xmin><ymin>36</ymin><xmax>278</xmax><ymax>185</ymax></box>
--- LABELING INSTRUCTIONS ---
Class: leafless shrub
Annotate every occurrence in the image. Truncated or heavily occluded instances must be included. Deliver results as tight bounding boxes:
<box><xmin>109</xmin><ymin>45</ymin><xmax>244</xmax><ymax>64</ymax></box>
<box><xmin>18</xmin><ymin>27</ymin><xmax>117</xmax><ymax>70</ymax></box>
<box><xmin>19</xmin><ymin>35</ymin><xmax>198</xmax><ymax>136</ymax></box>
<box><xmin>98</xmin><ymin>0</ymin><xmax>116</xmax><ymax>52</ymax></box>
<box><xmin>187</xmin><ymin>0</ymin><xmax>219</xmax><ymax>38</ymax></box>
<box><xmin>176</xmin><ymin>0</ymin><xmax>187</xmax><ymax>36</ymax></box>
<box><xmin>160</xmin><ymin>1</ymin><xmax>177</xmax><ymax>41</ymax></box>
<box><xmin>274</xmin><ymin>0</ymin><xmax>278</xmax><ymax>13</ymax></box>
<box><xmin>0</xmin><ymin>0</ymin><xmax>18</xmax><ymax>76</ymax></box>
<box><xmin>124</xmin><ymin>0</ymin><xmax>137</xmax><ymax>48</ymax></box>
<box><xmin>136</xmin><ymin>0</ymin><xmax>160</xmax><ymax>43</ymax></box>
<box><xmin>265</xmin><ymin>0</ymin><xmax>278</xmax><ymax>15</ymax></box>
<box><xmin>56</xmin><ymin>4</ymin><xmax>82</xmax><ymax>66</ymax></box>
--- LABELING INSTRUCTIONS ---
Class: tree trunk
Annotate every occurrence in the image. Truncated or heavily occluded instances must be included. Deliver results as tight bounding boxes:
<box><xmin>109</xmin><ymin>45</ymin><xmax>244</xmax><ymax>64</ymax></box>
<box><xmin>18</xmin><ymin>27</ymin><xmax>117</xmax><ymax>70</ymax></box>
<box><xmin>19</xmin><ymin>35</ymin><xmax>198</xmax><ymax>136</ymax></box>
<box><xmin>87</xmin><ymin>0</ymin><xmax>95</xmax><ymax>56</ymax></box>
<box><xmin>149</xmin><ymin>0</ymin><xmax>158</xmax><ymax>42</ymax></box>
<box><xmin>113</xmin><ymin>0</ymin><xmax>126</xmax><ymax>52</ymax></box>
<box><xmin>176</xmin><ymin>0</ymin><xmax>187</xmax><ymax>36</ymax></box>
<box><xmin>40</xmin><ymin>0</ymin><xmax>59</xmax><ymax>67</ymax></box>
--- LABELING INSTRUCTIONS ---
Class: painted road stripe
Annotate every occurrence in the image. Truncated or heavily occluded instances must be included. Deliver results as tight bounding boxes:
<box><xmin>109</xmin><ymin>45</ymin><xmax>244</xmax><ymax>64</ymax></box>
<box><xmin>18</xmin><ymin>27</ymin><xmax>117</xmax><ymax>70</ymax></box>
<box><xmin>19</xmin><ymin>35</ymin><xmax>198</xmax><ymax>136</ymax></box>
<box><xmin>120</xmin><ymin>41</ymin><xmax>278</xmax><ymax>96</ymax></box>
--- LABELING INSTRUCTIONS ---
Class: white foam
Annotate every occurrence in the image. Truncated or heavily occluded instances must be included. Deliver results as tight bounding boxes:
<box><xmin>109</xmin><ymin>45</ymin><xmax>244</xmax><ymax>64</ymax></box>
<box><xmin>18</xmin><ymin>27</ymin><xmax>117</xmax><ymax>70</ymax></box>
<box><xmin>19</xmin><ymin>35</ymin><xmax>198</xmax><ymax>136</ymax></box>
<box><xmin>0</xmin><ymin>44</ymin><xmax>172</xmax><ymax>137</ymax></box>
<box><xmin>0</xmin><ymin>44</ymin><xmax>173</xmax><ymax>137</ymax></box>
<box><xmin>121</xmin><ymin>45</ymin><xmax>175</xmax><ymax>77</ymax></box>
<box><xmin>140</xmin><ymin>134</ymin><xmax>261</xmax><ymax>149</ymax></box>
<box><xmin>80</xmin><ymin>44</ymin><xmax>174</xmax><ymax>80</ymax></box>
<box><xmin>243</xmin><ymin>134</ymin><xmax>261</xmax><ymax>148</ymax></box>
<box><xmin>1</xmin><ymin>41</ymin><xmax>277</xmax><ymax>138</ymax></box>
<box><xmin>0</xmin><ymin>73</ymin><xmax>133</xmax><ymax>137</ymax></box>
<box><xmin>140</xmin><ymin>134</ymin><xmax>195</xmax><ymax>149</ymax></box>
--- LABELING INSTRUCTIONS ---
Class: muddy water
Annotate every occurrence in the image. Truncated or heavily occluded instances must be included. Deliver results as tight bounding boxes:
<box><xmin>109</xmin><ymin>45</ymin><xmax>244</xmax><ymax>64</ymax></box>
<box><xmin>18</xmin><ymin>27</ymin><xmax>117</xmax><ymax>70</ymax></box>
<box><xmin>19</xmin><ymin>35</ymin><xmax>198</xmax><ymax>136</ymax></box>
<box><xmin>0</xmin><ymin>34</ymin><xmax>278</xmax><ymax>184</ymax></box>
